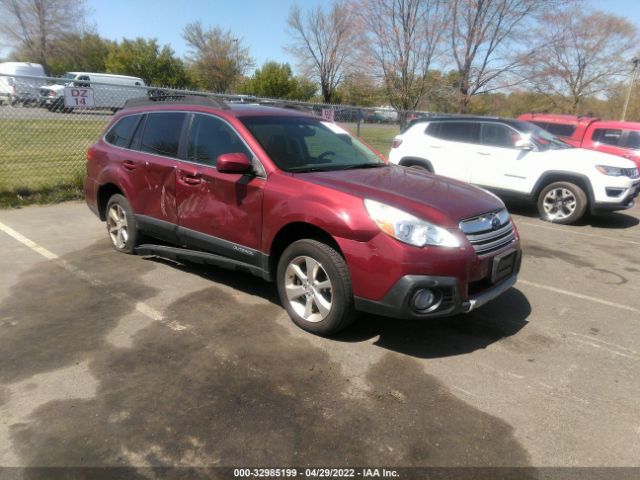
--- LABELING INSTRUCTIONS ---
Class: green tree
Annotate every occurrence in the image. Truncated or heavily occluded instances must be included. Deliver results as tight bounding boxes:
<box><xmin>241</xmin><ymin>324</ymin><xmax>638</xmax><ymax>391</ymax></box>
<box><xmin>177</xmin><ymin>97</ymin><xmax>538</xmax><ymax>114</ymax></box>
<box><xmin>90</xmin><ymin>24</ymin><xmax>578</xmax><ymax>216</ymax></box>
<box><xmin>239</xmin><ymin>61</ymin><xmax>317</xmax><ymax>100</ymax></box>
<box><xmin>47</xmin><ymin>32</ymin><xmax>115</xmax><ymax>75</ymax></box>
<box><xmin>105</xmin><ymin>38</ymin><xmax>189</xmax><ymax>88</ymax></box>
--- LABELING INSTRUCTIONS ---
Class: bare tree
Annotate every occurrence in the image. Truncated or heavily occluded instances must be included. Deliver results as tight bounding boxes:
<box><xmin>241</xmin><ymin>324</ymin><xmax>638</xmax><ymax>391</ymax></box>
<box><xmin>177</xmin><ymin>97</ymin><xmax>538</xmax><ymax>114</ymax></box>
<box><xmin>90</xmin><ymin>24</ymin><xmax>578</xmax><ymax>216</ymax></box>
<box><xmin>358</xmin><ymin>0</ymin><xmax>446</xmax><ymax>125</ymax></box>
<box><xmin>525</xmin><ymin>9</ymin><xmax>637</xmax><ymax>114</ymax></box>
<box><xmin>183</xmin><ymin>21</ymin><xmax>254</xmax><ymax>93</ymax></box>
<box><xmin>0</xmin><ymin>0</ymin><xmax>86</xmax><ymax>70</ymax></box>
<box><xmin>286</xmin><ymin>1</ymin><xmax>357</xmax><ymax>103</ymax></box>
<box><xmin>449</xmin><ymin>0</ymin><xmax>555</xmax><ymax>112</ymax></box>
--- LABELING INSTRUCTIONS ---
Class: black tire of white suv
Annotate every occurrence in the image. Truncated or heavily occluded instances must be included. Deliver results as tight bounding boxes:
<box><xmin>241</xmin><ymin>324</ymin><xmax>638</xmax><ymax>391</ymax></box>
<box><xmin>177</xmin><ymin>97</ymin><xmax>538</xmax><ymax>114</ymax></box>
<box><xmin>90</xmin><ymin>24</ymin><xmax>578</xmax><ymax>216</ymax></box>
<box><xmin>537</xmin><ymin>181</ymin><xmax>588</xmax><ymax>225</ymax></box>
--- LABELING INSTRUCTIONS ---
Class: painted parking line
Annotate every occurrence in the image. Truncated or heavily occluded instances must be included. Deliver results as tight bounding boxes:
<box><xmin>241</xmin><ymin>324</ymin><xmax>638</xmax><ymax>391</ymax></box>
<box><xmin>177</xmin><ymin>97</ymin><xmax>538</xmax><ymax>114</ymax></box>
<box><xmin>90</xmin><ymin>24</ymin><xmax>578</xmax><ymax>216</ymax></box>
<box><xmin>518</xmin><ymin>279</ymin><xmax>640</xmax><ymax>316</ymax></box>
<box><xmin>516</xmin><ymin>220</ymin><xmax>640</xmax><ymax>246</ymax></box>
<box><xmin>0</xmin><ymin>220</ymin><xmax>187</xmax><ymax>331</ymax></box>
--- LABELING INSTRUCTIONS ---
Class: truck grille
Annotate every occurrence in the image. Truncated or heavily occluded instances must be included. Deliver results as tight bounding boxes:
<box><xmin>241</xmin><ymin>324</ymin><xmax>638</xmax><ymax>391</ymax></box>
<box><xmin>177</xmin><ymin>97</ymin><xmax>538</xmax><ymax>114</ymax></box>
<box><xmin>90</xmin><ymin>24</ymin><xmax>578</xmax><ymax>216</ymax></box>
<box><xmin>459</xmin><ymin>209</ymin><xmax>516</xmax><ymax>256</ymax></box>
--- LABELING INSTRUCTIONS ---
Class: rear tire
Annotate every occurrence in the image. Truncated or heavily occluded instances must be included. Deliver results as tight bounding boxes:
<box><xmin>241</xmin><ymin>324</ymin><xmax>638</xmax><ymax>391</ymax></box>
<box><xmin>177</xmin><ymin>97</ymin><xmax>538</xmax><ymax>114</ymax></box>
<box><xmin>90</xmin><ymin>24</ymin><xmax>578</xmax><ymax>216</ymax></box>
<box><xmin>277</xmin><ymin>239</ymin><xmax>356</xmax><ymax>336</ymax></box>
<box><xmin>105</xmin><ymin>194</ymin><xmax>138</xmax><ymax>254</ymax></box>
<box><xmin>537</xmin><ymin>181</ymin><xmax>587</xmax><ymax>224</ymax></box>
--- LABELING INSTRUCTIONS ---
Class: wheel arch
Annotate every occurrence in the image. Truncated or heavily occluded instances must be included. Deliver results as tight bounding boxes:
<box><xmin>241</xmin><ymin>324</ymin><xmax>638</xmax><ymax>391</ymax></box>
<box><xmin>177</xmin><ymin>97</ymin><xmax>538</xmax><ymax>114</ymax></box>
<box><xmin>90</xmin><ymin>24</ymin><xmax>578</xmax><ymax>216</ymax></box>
<box><xmin>268</xmin><ymin>222</ymin><xmax>343</xmax><ymax>276</ymax></box>
<box><xmin>532</xmin><ymin>171</ymin><xmax>595</xmax><ymax>207</ymax></box>
<box><xmin>398</xmin><ymin>157</ymin><xmax>434</xmax><ymax>172</ymax></box>
<box><xmin>97</xmin><ymin>183</ymin><xmax>124</xmax><ymax>221</ymax></box>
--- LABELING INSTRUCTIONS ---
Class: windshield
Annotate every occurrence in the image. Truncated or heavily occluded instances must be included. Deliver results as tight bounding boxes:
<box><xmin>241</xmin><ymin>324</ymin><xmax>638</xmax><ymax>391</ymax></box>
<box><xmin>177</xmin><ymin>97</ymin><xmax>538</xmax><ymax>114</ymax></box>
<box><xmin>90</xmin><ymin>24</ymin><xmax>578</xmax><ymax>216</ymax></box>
<box><xmin>240</xmin><ymin>116</ymin><xmax>386</xmax><ymax>172</ymax></box>
<box><xmin>515</xmin><ymin>120</ymin><xmax>573</xmax><ymax>150</ymax></box>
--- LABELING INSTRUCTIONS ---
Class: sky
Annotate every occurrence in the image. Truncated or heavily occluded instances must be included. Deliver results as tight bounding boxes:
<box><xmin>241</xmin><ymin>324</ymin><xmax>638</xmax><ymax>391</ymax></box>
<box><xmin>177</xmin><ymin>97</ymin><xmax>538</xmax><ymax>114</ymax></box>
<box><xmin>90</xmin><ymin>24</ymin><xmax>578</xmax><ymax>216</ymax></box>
<box><xmin>87</xmin><ymin>0</ymin><xmax>325</xmax><ymax>72</ymax></box>
<box><xmin>2</xmin><ymin>0</ymin><xmax>640</xmax><ymax>73</ymax></box>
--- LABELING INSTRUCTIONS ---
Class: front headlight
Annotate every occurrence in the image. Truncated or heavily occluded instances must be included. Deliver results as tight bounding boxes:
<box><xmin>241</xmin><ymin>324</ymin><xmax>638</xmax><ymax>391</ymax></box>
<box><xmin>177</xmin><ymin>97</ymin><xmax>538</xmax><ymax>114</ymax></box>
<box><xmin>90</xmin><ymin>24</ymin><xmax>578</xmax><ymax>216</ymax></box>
<box><xmin>364</xmin><ymin>199</ymin><xmax>459</xmax><ymax>247</ymax></box>
<box><xmin>596</xmin><ymin>165</ymin><xmax>624</xmax><ymax>176</ymax></box>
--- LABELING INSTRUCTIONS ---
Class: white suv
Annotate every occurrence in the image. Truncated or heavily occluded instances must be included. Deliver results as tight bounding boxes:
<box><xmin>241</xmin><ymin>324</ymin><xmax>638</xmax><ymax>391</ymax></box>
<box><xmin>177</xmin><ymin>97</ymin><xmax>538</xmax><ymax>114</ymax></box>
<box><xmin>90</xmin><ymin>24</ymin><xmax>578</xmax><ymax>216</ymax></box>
<box><xmin>388</xmin><ymin>117</ymin><xmax>640</xmax><ymax>224</ymax></box>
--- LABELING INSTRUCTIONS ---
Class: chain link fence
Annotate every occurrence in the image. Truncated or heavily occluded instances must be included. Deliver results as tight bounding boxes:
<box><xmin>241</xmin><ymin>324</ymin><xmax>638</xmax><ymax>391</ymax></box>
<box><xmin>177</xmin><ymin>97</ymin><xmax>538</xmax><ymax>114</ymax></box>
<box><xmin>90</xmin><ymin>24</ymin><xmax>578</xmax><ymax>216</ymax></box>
<box><xmin>0</xmin><ymin>73</ymin><xmax>429</xmax><ymax>199</ymax></box>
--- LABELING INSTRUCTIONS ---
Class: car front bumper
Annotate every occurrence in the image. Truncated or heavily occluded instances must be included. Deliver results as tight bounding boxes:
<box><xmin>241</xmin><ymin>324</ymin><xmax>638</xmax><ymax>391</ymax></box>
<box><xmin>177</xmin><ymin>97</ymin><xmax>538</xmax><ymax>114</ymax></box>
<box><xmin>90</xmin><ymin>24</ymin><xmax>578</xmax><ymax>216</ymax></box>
<box><xmin>353</xmin><ymin>250</ymin><xmax>522</xmax><ymax>320</ymax></box>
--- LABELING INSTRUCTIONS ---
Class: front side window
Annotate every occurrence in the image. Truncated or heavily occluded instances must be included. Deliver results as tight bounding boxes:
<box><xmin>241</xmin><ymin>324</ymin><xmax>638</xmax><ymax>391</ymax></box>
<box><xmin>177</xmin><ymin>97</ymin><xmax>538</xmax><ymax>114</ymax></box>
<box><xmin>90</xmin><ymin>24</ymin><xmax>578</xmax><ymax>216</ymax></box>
<box><xmin>140</xmin><ymin>112</ymin><xmax>187</xmax><ymax>158</ymax></box>
<box><xmin>105</xmin><ymin>115</ymin><xmax>141</xmax><ymax>148</ymax></box>
<box><xmin>480</xmin><ymin>123</ymin><xmax>519</xmax><ymax>148</ymax></box>
<box><xmin>593</xmin><ymin>128</ymin><xmax>622</xmax><ymax>147</ymax></box>
<box><xmin>240</xmin><ymin>116</ymin><xmax>384</xmax><ymax>172</ymax></box>
<box><xmin>187</xmin><ymin>114</ymin><xmax>251</xmax><ymax>166</ymax></box>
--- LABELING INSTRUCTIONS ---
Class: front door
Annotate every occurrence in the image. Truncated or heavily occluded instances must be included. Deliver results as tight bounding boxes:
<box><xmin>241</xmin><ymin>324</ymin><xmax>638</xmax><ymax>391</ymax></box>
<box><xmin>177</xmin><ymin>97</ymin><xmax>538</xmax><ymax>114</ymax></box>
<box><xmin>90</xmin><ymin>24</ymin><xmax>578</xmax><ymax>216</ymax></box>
<box><xmin>175</xmin><ymin>113</ymin><xmax>265</xmax><ymax>264</ymax></box>
<box><xmin>471</xmin><ymin>122</ymin><xmax>531</xmax><ymax>194</ymax></box>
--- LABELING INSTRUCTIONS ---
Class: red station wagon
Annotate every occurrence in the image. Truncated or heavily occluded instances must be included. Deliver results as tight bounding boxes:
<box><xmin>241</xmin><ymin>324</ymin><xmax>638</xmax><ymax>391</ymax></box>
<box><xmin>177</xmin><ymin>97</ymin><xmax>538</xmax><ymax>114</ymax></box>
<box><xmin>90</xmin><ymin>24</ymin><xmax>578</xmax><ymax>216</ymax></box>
<box><xmin>84</xmin><ymin>96</ymin><xmax>522</xmax><ymax>335</ymax></box>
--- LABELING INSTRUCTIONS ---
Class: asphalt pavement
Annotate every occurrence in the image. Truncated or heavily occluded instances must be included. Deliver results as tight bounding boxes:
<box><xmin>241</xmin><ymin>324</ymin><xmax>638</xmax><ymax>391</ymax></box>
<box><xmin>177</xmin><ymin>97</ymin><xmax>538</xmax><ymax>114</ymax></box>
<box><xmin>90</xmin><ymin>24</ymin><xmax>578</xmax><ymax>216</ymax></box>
<box><xmin>0</xmin><ymin>200</ymin><xmax>638</xmax><ymax>478</ymax></box>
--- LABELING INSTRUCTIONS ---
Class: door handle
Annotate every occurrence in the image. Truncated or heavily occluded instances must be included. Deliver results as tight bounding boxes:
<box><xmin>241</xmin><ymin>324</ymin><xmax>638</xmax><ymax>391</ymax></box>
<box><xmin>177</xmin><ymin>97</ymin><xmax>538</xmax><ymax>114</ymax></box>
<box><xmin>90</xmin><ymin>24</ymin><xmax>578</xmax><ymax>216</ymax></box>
<box><xmin>121</xmin><ymin>160</ymin><xmax>136</xmax><ymax>171</ymax></box>
<box><xmin>623</xmin><ymin>154</ymin><xmax>633</xmax><ymax>159</ymax></box>
<box><xmin>477</xmin><ymin>152</ymin><xmax>491</xmax><ymax>156</ymax></box>
<box><xmin>428</xmin><ymin>144</ymin><xmax>441</xmax><ymax>149</ymax></box>
<box><xmin>179</xmin><ymin>172</ymin><xmax>202</xmax><ymax>185</ymax></box>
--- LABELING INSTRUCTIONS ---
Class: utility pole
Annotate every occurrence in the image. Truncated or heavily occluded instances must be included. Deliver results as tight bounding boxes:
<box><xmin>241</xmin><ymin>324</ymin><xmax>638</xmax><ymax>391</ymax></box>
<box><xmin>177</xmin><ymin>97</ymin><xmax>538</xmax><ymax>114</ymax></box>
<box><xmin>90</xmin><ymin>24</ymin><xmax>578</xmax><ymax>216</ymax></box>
<box><xmin>621</xmin><ymin>57</ymin><xmax>639</xmax><ymax>121</ymax></box>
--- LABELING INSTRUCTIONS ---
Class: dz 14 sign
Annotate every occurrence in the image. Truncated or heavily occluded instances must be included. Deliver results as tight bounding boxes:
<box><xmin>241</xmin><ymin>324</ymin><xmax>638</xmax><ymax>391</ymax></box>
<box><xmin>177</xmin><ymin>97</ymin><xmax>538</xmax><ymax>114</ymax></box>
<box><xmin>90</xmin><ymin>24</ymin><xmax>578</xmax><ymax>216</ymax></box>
<box><xmin>64</xmin><ymin>87</ymin><xmax>95</xmax><ymax>108</ymax></box>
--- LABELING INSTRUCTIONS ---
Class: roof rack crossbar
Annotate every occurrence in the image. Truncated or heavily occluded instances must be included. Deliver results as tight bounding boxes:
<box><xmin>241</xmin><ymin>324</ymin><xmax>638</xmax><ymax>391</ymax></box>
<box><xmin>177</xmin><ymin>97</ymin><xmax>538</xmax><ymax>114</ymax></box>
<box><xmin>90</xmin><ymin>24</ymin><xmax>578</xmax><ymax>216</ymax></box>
<box><xmin>124</xmin><ymin>94</ymin><xmax>230</xmax><ymax>110</ymax></box>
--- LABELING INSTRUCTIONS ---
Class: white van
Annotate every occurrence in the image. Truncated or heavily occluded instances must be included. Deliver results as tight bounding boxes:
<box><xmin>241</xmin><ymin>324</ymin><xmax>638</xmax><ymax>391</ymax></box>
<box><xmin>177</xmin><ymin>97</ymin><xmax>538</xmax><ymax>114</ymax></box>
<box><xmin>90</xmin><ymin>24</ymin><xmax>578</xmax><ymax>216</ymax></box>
<box><xmin>39</xmin><ymin>72</ymin><xmax>146</xmax><ymax>111</ymax></box>
<box><xmin>0</xmin><ymin>62</ymin><xmax>46</xmax><ymax>105</ymax></box>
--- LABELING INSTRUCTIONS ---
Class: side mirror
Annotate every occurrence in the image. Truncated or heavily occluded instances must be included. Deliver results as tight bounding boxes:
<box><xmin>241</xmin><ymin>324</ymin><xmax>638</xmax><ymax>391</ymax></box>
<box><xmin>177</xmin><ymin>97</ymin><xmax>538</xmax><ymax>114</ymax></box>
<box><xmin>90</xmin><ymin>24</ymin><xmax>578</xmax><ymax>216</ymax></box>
<box><xmin>514</xmin><ymin>139</ymin><xmax>535</xmax><ymax>151</ymax></box>
<box><xmin>217</xmin><ymin>153</ymin><xmax>252</xmax><ymax>173</ymax></box>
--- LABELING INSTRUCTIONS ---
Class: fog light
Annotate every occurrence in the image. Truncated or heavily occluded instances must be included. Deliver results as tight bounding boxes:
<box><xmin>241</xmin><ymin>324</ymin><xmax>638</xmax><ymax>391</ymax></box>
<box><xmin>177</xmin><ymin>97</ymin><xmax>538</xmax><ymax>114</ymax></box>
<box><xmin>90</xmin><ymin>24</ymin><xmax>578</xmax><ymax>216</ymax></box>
<box><xmin>412</xmin><ymin>288</ymin><xmax>436</xmax><ymax>311</ymax></box>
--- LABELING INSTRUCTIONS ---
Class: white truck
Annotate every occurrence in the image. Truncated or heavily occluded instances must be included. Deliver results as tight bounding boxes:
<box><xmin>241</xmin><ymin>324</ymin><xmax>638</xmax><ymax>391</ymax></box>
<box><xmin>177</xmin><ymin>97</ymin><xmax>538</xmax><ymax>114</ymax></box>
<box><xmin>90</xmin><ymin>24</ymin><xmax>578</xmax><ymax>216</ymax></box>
<box><xmin>38</xmin><ymin>72</ymin><xmax>146</xmax><ymax>112</ymax></box>
<box><xmin>388</xmin><ymin>116</ymin><xmax>640</xmax><ymax>224</ymax></box>
<box><xmin>0</xmin><ymin>62</ymin><xmax>46</xmax><ymax>106</ymax></box>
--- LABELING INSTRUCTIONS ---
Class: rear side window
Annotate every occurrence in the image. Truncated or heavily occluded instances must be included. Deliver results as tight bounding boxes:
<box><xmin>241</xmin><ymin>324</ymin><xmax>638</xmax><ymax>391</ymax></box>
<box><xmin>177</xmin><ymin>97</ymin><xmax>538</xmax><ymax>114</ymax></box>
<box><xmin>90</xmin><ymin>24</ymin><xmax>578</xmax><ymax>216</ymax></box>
<box><xmin>140</xmin><ymin>113</ymin><xmax>187</xmax><ymax>158</ymax></box>
<box><xmin>530</xmin><ymin>121</ymin><xmax>576</xmax><ymax>137</ymax></box>
<box><xmin>187</xmin><ymin>114</ymin><xmax>251</xmax><ymax>166</ymax></box>
<box><xmin>545</xmin><ymin>123</ymin><xmax>576</xmax><ymax>137</ymax></box>
<box><xmin>431</xmin><ymin>122</ymin><xmax>479</xmax><ymax>144</ymax></box>
<box><xmin>105</xmin><ymin>115</ymin><xmax>140</xmax><ymax>148</ymax></box>
<box><xmin>592</xmin><ymin>128</ymin><xmax>622</xmax><ymax>146</ymax></box>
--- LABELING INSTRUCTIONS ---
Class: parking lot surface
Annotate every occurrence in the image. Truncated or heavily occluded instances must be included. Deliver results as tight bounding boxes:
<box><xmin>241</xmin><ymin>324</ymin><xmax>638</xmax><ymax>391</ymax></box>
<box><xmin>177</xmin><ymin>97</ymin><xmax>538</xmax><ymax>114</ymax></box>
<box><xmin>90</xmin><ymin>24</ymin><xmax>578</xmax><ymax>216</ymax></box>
<box><xmin>0</xmin><ymin>201</ymin><xmax>639</xmax><ymax>475</ymax></box>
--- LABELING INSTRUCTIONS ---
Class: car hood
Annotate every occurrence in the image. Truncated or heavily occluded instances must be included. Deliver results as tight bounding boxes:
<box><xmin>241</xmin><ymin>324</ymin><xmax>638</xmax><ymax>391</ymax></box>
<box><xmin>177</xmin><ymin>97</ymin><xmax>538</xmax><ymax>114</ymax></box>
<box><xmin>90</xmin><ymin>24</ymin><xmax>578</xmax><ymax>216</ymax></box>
<box><xmin>549</xmin><ymin>147</ymin><xmax>637</xmax><ymax>168</ymax></box>
<box><xmin>296</xmin><ymin>165</ymin><xmax>504</xmax><ymax>226</ymax></box>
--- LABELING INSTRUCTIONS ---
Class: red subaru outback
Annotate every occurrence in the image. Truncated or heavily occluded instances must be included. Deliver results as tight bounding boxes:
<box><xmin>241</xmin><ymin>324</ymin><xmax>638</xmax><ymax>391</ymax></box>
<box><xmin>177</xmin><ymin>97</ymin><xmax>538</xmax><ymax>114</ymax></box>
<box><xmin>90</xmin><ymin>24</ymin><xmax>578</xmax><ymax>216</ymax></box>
<box><xmin>84</xmin><ymin>96</ymin><xmax>522</xmax><ymax>335</ymax></box>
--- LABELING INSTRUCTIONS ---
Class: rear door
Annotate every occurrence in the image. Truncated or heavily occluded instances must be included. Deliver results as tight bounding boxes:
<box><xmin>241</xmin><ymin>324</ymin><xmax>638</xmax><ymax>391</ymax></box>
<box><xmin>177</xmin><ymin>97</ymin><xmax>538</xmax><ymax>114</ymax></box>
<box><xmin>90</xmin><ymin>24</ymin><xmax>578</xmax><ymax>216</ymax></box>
<box><xmin>126</xmin><ymin>112</ymin><xmax>187</xmax><ymax>240</ymax></box>
<box><xmin>175</xmin><ymin>113</ymin><xmax>265</xmax><ymax>261</ymax></box>
<box><xmin>424</xmin><ymin>121</ymin><xmax>478</xmax><ymax>181</ymax></box>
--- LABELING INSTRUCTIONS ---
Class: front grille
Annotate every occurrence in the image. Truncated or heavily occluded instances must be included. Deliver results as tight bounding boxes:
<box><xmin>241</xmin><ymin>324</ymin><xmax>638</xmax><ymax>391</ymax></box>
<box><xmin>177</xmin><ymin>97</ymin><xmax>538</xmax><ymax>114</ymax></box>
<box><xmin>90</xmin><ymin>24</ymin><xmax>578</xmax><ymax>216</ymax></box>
<box><xmin>39</xmin><ymin>88</ymin><xmax>51</xmax><ymax>97</ymax></box>
<box><xmin>459</xmin><ymin>209</ymin><xmax>516</xmax><ymax>256</ymax></box>
<box><xmin>623</xmin><ymin>167</ymin><xmax>639</xmax><ymax>179</ymax></box>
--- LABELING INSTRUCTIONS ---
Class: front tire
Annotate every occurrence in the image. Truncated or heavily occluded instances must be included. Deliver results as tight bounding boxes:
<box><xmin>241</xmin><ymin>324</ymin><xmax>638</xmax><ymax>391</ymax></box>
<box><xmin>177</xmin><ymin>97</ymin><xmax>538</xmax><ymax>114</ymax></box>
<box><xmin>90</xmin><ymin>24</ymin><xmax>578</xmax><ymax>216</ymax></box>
<box><xmin>537</xmin><ymin>181</ymin><xmax>587</xmax><ymax>224</ymax></box>
<box><xmin>106</xmin><ymin>194</ymin><xmax>138</xmax><ymax>253</ymax></box>
<box><xmin>276</xmin><ymin>239</ymin><xmax>356</xmax><ymax>336</ymax></box>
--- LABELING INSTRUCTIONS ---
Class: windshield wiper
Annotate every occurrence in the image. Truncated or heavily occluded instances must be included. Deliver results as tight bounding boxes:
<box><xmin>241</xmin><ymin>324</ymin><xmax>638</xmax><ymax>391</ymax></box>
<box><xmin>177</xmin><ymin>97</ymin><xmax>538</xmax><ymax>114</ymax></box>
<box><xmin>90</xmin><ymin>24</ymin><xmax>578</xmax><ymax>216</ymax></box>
<box><xmin>334</xmin><ymin>163</ymin><xmax>388</xmax><ymax>170</ymax></box>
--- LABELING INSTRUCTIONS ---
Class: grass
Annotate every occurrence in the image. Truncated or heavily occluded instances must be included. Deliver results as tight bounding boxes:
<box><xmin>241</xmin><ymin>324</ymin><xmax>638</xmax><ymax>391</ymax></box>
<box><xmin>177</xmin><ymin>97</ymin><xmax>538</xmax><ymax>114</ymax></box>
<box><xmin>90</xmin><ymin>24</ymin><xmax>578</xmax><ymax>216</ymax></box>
<box><xmin>340</xmin><ymin>122</ymin><xmax>399</xmax><ymax>156</ymax></box>
<box><xmin>0</xmin><ymin>118</ymin><xmax>105</xmax><ymax>207</ymax></box>
<box><xmin>0</xmin><ymin>117</ymin><xmax>399</xmax><ymax>208</ymax></box>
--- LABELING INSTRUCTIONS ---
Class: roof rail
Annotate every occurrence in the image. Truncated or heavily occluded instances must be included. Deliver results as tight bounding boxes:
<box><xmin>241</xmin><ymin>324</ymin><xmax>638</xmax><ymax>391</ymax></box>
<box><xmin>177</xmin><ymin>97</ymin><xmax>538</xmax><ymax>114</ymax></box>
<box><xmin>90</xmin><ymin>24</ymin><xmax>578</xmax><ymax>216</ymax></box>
<box><xmin>124</xmin><ymin>93</ymin><xmax>230</xmax><ymax>110</ymax></box>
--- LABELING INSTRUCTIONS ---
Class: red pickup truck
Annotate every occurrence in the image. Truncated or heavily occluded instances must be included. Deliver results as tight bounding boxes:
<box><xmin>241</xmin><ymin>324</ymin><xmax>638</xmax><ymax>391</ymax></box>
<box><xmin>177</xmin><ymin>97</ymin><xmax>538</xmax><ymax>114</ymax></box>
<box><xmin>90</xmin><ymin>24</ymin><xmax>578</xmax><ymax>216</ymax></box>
<box><xmin>518</xmin><ymin>114</ymin><xmax>640</xmax><ymax>169</ymax></box>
